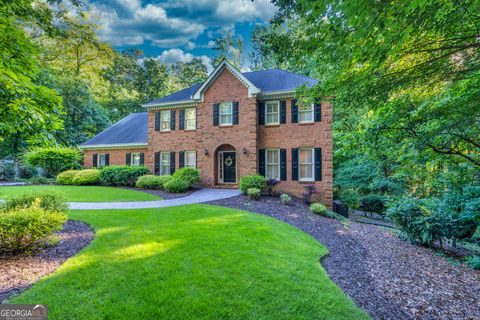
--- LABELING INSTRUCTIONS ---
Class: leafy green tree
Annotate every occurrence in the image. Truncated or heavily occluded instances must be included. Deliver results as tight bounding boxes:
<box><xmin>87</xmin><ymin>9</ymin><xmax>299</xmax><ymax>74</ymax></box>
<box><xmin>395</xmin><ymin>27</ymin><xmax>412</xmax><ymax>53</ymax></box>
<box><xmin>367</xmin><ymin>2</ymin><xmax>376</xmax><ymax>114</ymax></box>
<box><xmin>212</xmin><ymin>31</ymin><xmax>244</xmax><ymax>68</ymax></box>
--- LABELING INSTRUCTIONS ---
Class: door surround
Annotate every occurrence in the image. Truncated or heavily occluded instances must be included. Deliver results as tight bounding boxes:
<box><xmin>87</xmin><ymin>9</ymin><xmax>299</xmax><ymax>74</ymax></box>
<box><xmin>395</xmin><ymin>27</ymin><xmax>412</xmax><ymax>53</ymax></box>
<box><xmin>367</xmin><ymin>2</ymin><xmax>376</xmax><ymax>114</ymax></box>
<box><xmin>217</xmin><ymin>150</ymin><xmax>237</xmax><ymax>184</ymax></box>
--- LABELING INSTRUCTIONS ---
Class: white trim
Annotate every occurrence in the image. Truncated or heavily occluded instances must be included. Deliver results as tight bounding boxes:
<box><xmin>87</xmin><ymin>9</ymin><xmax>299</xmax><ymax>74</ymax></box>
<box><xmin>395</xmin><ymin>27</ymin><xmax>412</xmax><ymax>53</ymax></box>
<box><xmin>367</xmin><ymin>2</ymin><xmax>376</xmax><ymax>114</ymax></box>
<box><xmin>265</xmin><ymin>100</ymin><xmax>280</xmax><ymax>125</ymax></box>
<box><xmin>130</xmin><ymin>152</ymin><xmax>141</xmax><ymax>166</ymax></box>
<box><xmin>160</xmin><ymin>152</ymin><xmax>171</xmax><ymax>175</ymax></box>
<box><xmin>265</xmin><ymin>148</ymin><xmax>280</xmax><ymax>180</ymax></box>
<box><xmin>192</xmin><ymin>59</ymin><xmax>260</xmax><ymax>101</ymax></box>
<box><xmin>299</xmin><ymin>103</ymin><xmax>314</xmax><ymax>123</ymax></box>
<box><xmin>98</xmin><ymin>154</ymin><xmax>107</xmax><ymax>167</ymax></box>
<box><xmin>80</xmin><ymin>143</ymin><xmax>148</xmax><ymax>150</ymax></box>
<box><xmin>184</xmin><ymin>150</ymin><xmax>196</xmax><ymax>168</ymax></box>
<box><xmin>160</xmin><ymin>110</ymin><xmax>171</xmax><ymax>132</ymax></box>
<box><xmin>142</xmin><ymin>99</ymin><xmax>196</xmax><ymax>108</ymax></box>
<box><xmin>299</xmin><ymin>147</ymin><xmax>315</xmax><ymax>182</ymax></box>
<box><xmin>219</xmin><ymin>101</ymin><xmax>233</xmax><ymax>126</ymax></box>
<box><xmin>217</xmin><ymin>150</ymin><xmax>237</xmax><ymax>184</ymax></box>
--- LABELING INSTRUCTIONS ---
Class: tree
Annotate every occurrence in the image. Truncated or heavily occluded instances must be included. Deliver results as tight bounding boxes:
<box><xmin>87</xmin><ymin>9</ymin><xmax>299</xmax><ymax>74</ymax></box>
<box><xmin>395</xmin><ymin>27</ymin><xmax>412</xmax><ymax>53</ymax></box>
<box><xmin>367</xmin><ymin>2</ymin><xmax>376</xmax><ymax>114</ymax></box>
<box><xmin>212</xmin><ymin>31</ymin><xmax>244</xmax><ymax>68</ymax></box>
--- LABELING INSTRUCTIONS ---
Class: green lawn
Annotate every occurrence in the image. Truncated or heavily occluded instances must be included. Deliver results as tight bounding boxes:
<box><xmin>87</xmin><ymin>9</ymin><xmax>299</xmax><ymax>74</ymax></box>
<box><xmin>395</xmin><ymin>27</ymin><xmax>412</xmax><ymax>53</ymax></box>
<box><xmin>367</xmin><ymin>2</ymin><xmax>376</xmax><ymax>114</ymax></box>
<box><xmin>0</xmin><ymin>185</ymin><xmax>161</xmax><ymax>202</ymax></box>
<box><xmin>11</xmin><ymin>205</ymin><xmax>369</xmax><ymax>319</ymax></box>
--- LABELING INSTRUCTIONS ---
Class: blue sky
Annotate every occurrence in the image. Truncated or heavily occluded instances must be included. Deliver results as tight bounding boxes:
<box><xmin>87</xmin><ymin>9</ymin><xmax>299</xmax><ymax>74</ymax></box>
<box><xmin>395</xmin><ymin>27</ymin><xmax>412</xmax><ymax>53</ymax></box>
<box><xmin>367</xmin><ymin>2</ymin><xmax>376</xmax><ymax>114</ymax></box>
<box><xmin>88</xmin><ymin>0</ymin><xmax>277</xmax><ymax>71</ymax></box>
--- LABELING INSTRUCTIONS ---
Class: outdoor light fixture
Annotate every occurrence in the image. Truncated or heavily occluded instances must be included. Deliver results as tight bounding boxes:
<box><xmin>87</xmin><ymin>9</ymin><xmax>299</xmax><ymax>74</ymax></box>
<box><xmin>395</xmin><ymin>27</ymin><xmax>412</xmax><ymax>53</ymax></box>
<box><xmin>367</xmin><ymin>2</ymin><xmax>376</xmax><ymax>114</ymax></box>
<box><xmin>204</xmin><ymin>149</ymin><xmax>209</xmax><ymax>156</ymax></box>
<box><xmin>242</xmin><ymin>147</ymin><xmax>248</xmax><ymax>155</ymax></box>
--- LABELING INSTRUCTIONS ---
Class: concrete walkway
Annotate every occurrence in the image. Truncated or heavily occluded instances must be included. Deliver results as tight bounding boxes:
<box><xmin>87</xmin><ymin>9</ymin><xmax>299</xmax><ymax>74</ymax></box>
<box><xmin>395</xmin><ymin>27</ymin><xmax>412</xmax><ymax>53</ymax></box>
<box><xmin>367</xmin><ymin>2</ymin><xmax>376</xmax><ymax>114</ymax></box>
<box><xmin>69</xmin><ymin>188</ymin><xmax>241</xmax><ymax>210</ymax></box>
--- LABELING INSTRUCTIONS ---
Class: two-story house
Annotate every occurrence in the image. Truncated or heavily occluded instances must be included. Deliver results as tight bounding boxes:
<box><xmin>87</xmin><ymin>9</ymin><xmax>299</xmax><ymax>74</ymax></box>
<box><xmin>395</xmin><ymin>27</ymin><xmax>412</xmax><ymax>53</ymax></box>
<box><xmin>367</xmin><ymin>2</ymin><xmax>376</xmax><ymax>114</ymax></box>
<box><xmin>80</xmin><ymin>60</ymin><xmax>333</xmax><ymax>205</ymax></box>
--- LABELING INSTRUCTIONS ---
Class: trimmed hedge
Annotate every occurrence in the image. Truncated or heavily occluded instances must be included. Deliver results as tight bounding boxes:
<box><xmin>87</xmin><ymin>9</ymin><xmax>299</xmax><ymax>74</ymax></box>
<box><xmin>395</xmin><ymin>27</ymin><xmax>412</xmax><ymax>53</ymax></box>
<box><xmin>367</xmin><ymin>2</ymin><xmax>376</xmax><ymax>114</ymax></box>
<box><xmin>2</xmin><ymin>190</ymin><xmax>68</xmax><ymax>213</ymax></box>
<box><xmin>136</xmin><ymin>175</ymin><xmax>165</xmax><ymax>189</ymax></box>
<box><xmin>164</xmin><ymin>178</ymin><xmax>190</xmax><ymax>193</ymax></box>
<box><xmin>71</xmin><ymin>169</ymin><xmax>101</xmax><ymax>185</ymax></box>
<box><xmin>309</xmin><ymin>203</ymin><xmax>327</xmax><ymax>215</ymax></box>
<box><xmin>100</xmin><ymin>165</ymin><xmax>150</xmax><ymax>186</ymax></box>
<box><xmin>239</xmin><ymin>174</ymin><xmax>265</xmax><ymax>194</ymax></box>
<box><xmin>173</xmin><ymin>168</ymin><xmax>200</xmax><ymax>186</ymax></box>
<box><xmin>56</xmin><ymin>170</ymin><xmax>79</xmax><ymax>185</ymax></box>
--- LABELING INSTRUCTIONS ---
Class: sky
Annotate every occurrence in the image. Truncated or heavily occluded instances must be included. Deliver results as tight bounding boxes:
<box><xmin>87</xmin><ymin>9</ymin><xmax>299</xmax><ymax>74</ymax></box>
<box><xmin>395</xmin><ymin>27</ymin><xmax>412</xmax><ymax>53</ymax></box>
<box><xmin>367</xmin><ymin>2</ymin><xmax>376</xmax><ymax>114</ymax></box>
<box><xmin>88</xmin><ymin>0</ymin><xmax>278</xmax><ymax>71</ymax></box>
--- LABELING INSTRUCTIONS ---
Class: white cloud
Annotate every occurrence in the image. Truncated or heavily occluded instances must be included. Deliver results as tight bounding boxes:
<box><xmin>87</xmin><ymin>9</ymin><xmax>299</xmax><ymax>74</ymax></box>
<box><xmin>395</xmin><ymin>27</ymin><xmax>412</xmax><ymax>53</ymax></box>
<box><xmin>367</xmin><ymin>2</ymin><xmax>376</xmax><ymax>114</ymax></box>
<box><xmin>156</xmin><ymin>49</ymin><xmax>213</xmax><ymax>73</ymax></box>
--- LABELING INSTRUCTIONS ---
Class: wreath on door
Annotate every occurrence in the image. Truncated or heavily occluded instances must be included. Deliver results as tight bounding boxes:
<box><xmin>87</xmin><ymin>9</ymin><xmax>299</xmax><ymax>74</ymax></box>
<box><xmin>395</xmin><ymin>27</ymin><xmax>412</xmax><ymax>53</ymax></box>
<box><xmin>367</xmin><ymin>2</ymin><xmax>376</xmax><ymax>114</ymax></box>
<box><xmin>224</xmin><ymin>156</ymin><xmax>233</xmax><ymax>167</ymax></box>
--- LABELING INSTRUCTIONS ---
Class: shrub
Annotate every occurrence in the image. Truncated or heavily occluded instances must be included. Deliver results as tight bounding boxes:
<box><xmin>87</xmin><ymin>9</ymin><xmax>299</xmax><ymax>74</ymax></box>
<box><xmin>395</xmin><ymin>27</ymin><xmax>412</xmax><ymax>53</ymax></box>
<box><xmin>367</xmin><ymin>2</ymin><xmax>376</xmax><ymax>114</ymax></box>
<box><xmin>265</xmin><ymin>178</ymin><xmax>280</xmax><ymax>195</ymax></box>
<box><xmin>0</xmin><ymin>199</ymin><xmax>67</xmax><ymax>253</ymax></box>
<box><xmin>18</xmin><ymin>164</ymin><xmax>37</xmax><ymax>179</ymax></box>
<box><xmin>310</xmin><ymin>203</ymin><xmax>327</xmax><ymax>215</ymax></box>
<box><xmin>302</xmin><ymin>184</ymin><xmax>317</xmax><ymax>205</ymax></box>
<box><xmin>158</xmin><ymin>175</ymin><xmax>173</xmax><ymax>188</ymax></box>
<box><xmin>239</xmin><ymin>175</ymin><xmax>265</xmax><ymax>194</ymax></box>
<box><xmin>1</xmin><ymin>190</ymin><xmax>68</xmax><ymax>213</ymax></box>
<box><xmin>247</xmin><ymin>188</ymin><xmax>261</xmax><ymax>200</ymax></box>
<box><xmin>0</xmin><ymin>163</ymin><xmax>15</xmax><ymax>181</ymax></box>
<box><xmin>360</xmin><ymin>194</ymin><xmax>387</xmax><ymax>214</ymax></box>
<box><xmin>280</xmin><ymin>194</ymin><xmax>292</xmax><ymax>205</ymax></box>
<box><xmin>56</xmin><ymin>170</ymin><xmax>79</xmax><ymax>185</ymax></box>
<box><xmin>23</xmin><ymin>147</ymin><xmax>81</xmax><ymax>177</ymax></box>
<box><xmin>28</xmin><ymin>175</ymin><xmax>52</xmax><ymax>185</ymax></box>
<box><xmin>71</xmin><ymin>169</ymin><xmax>100</xmax><ymax>185</ymax></box>
<box><xmin>100</xmin><ymin>165</ymin><xmax>150</xmax><ymax>186</ymax></box>
<box><xmin>136</xmin><ymin>175</ymin><xmax>165</xmax><ymax>189</ymax></box>
<box><xmin>173</xmin><ymin>168</ymin><xmax>200</xmax><ymax>186</ymax></box>
<box><xmin>465</xmin><ymin>255</ymin><xmax>480</xmax><ymax>270</ymax></box>
<box><xmin>164</xmin><ymin>178</ymin><xmax>190</xmax><ymax>193</ymax></box>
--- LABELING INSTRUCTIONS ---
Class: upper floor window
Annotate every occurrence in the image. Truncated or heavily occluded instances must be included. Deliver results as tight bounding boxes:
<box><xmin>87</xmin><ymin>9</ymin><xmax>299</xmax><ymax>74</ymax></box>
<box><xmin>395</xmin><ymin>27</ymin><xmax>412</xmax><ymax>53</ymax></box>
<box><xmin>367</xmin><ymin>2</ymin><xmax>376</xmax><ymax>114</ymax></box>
<box><xmin>299</xmin><ymin>103</ymin><xmax>314</xmax><ymax>123</ymax></box>
<box><xmin>219</xmin><ymin>102</ymin><xmax>232</xmax><ymax>126</ymax></box>
<box><xmin>299</xmin><ymin>148</ymin><xmax>314</xmax><ymax>181</ymax></box>
<box><xmin>265</xmin><ymin>101</ymin><xmax>279</xmax><ymax>125</ymax></box>
<box><xmin>185</xmin><ymin>108</ymin><xmax>196</xmax><ymax>130</ymax></box>
<box><xmin>265</xmin><ymin>149</ymin><xmax>280</xmax><ymax>180</ymax></box>
<box><xmin>184</xmin><ymin>151</ymin><xmax>196</xmax><ymax>168</ymax></box>
<box><xmin>131</xmin><ymin>153</ymin><xmax>141</xmax><ymax>166</ymax></box>
<box><xmin>160</xmin><ymin>110</ymin><xmax>171</xmax><ymax>131</ymax></box>
<box><xmin>160</xmin><ymin>152</ymin><xmax>170</xmax><ymax>175</ymax></box>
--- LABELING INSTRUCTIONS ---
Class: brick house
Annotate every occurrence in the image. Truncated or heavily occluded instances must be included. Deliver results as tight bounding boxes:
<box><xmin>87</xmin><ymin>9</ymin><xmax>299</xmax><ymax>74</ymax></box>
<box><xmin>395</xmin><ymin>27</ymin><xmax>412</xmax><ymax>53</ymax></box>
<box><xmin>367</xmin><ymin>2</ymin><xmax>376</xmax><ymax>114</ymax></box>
<box><xmin>80</xmin><ymin>60</ymin><xmax>333</xmax><ymax>205</ymax></box>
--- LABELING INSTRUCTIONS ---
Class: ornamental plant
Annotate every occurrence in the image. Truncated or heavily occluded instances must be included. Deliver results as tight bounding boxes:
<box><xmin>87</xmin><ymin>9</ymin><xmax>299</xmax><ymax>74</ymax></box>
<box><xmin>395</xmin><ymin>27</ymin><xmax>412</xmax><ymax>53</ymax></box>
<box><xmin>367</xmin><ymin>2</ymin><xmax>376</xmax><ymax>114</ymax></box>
<box><xmin>24</xmin><ymin>147</ymin><xmax>82</xmax><ymax>177</ymax></box>
<box><xmin>239</xmin><ymin>175</ymin><xmax>265</xmax><ymax>194</ymax></box>
<box><xmin>100</xmin><ymin>165</ymin><xmax>150</xmax><ymax>186</ymax></box>
<box><xmin>173</xmin><ymin>168</ymin><xmax>200</xmax><ymax>186</ymax></box>
<box><xmin>265</xmin><ymin>178</ymin><xmax>280</xmax><ymax>196</ymax></box>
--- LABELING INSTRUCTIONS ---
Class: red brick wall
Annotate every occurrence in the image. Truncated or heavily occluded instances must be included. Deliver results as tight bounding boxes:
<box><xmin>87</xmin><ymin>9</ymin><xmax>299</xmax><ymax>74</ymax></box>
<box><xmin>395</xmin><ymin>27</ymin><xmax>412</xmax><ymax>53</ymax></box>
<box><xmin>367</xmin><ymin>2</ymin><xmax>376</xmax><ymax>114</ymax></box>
<box><xmin>83</xmin><ymin>149</ymin><xmax>149</xmax><ymax>167</ymax></box>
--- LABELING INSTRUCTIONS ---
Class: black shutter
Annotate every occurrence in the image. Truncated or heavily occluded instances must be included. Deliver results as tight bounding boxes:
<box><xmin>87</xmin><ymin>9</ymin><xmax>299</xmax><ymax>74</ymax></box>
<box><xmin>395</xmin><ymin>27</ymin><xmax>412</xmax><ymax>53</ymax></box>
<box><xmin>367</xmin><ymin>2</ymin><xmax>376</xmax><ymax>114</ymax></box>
<box><xmin>155</xmin><ymin>111</ymin><xmax>160</xmax><ymax>131</ymax></box>
<box><xmin>314</xmin><ymin>99</ymin><xmax>321</xmax><ymax>122</ymax></box>
<box><xmin>258</xmin><ymin>101</ymin><xmax>265</xmax><ymax>125</ymax></box>
<box><xmin>92</xmin><ymin>154</ymin><xmax>98</xmax><ymax>168</ymax></box>
<box><xmin>140</xmin><ymin>153</ymin><xmax>144</xmax><ymax>166</ymax></box>
<box><xmin>280</xmin><ymin>149</ymin><xmax>287</xmax><ymax>181</ymax></box>
<box><xmin>213</xmin><ymin>103</ymin><xmax>219</xmax><ymax>126</ymax></box>
<box><xmin>179</xmin><ymin>109</ymin><xmax>185</xmax><ymax>130</ymax></box>
<box><xmin>126</xmin><ymin>153</ymin><xmax>131</xmax><ymax>165</ymax></box>
<box><xmin>315</xmin><ymin>148</ymin><xmax>322</xmax><ymax>181</ymax></box>
<box><xmin>233</xmin><ymin>101</ymin><xmax>239</xmax><ymax>124</ymax></box>
<box><xmin>258</xmin><ymin>149</ymin><xmax>265</xmax><ymax>177</ymax></box>
<box><xmin>292</xmin><ymin>148</ymin><xmax>299</xmax><ymax>181</ymax></box>
<box><xmin>154</xmin><ymin>152</ymin><xmax>160</xmax><ymax>175</ymax></box>
<box><xmin>170</xmin><ymin>110</ymin><xmax>176</xmax><ymax>130</ymax></box>
<box><xmin>179</xmin><ymin>151</ymin><xmax>184</xmax><ymax>168</ymax></box>
<box><xmin>280</xmin><ymin>100</ymin><xmax>286</xmax><ymax>124</ymax></box>
<box><xmin>291</xmin><ymin>99</ymin><xmax>298</xmax><ymax>123</ymax></box>
<box><xmin>196</xmin><ymin>108</ymin><xmax>198</xmax><ymax>129</ymax></box>
<box><xmin>105</xmin><ymin>154</ymin><xmax>110</xmax><ymax>166</ymax></box>
<box><xmin>170</xmin><ymin>152</ymin><xmax>175</xmax><ymax>174</ymax></box>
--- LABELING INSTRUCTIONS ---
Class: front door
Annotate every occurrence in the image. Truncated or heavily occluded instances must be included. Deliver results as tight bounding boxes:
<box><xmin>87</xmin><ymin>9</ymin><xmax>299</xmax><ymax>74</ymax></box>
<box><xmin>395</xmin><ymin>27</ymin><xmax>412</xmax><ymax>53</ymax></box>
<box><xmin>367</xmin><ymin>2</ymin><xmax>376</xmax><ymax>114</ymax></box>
<box><xmin>221</xmin><ymin>151</ymin><xmax>236</xmax><ymax>183</ymax></box>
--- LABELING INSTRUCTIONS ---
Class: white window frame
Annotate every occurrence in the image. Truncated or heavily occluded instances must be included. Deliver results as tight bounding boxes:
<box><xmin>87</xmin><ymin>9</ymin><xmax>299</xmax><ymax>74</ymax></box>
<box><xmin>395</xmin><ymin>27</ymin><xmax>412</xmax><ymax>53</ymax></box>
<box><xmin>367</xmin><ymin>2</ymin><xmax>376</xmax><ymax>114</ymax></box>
<box><xmin>184</xmin><ymin>151</ymin><xmax>196</xmax><ymax>168</ymax></box>
<box><xmin>299</xmin><ymin>103</ymin><xmax>314</xmax><ymax>123</ymax></box>
<box><xmin>265</xmin><ymin>101</ymin><xmax>280</xmax><ymax>125</ymax></box>
<box><xmin>299</xmin><ymin>148</ymin><xmax>314</xmax><ymax>181</ymax></box>
<box><xmin>219</xmin><ymin>102</ymin><xmax>233</xmax><ymax>126</ymax></box>
<box><xmin>98</xmin><ymin>154</ymin><xmax>106</xmax><ymax>167</ymax></box>
<box><xmin>131</xmin><ymin>153</ymin><xmax>141</xmax><ymax>166</ymax></box>
<box><xmin>160</xmin><ymin>152</ymin><xmax>170</xmax><ymax>175</ymax></box>
<box><xmin>185</xmin><ymin>108</ymin><xmax>196</xmax><ymax>130</ymax></box>
<box><xmin>160</xmin><ymin>110</ymin><xmax>171</xmax><ymax>132</ymax></box>
<box><xmin>265</xmin><ymin>149</ymin><xmax>280</xmax><ymax>180</ymax></box>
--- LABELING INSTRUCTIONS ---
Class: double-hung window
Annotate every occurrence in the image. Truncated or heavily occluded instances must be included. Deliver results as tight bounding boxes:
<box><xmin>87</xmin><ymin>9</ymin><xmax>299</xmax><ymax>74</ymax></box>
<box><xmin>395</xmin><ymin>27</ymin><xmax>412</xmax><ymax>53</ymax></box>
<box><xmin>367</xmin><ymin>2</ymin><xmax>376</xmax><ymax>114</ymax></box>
<box><xmin>98</xmin><ymin>154</ymin><xmax>106</xmax><ymax>167</ymax></box>
<box><xmin>299</xmin><ymin>103</ymin><xmax>314</xmax><ymax>123</ymax></box>
<box><xmin>299</xmin><ymin>148</ymin><xmax>314</xmax><ymax>181</ymax></box>
<box><xmin>160</xmin><ymin>152</ymin><xmax>170</xmax><ymax>175</ymax></box>
<box><xmin>131</xmin><ymin>153</ymin><xmax>141</xmax><ymax>166</ymax></box>
<box><xmin>185</xmin><ymin>108</ymin><xmax>196</xmax><ymax>130</ymax></box>
<box><xmin>265</xmin><ymin>149</ymin><xmax>280</xmax><ymax>180</ymax></box>
<box><xmin>219</xmin><ymin>102</ymin><xmax>233</xmax><ymax>126</ymax></box>
<box><xmin>160</xmin><ymin>110</ymin><xmax>171</xmax><ymax>131</ymax></box>
<box><xmin>265</xmin><ymin>101</ymin><xmax>279</xmax><ymax>125</ymax></box>
<box><xmin>184</xmin><ymin>151</ymin><xmax>196</xmax><ymax>168</ymax></box>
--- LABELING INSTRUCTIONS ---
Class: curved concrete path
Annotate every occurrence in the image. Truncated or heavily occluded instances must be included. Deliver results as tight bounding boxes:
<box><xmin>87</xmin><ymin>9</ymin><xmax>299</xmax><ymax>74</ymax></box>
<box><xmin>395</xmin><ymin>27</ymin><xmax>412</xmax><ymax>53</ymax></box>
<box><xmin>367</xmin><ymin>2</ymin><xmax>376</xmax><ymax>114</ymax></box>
<box><xmin>69</xmin><ymin>188</ymin><xmax>241</xmax><ymax>210</ymax></box>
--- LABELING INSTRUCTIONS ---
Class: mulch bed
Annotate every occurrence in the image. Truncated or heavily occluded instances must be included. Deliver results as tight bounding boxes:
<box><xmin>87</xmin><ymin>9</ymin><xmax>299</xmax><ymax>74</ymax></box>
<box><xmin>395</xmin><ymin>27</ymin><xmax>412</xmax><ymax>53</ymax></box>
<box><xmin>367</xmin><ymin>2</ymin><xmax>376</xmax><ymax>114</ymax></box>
<box><xmin>125</xmin><ymin>187</ymin><xmax>197</xmax><ymax>200</ymax></box>
<box><xmin>207</xmin><ymin>195</ymin><xmax>480</xmax><ymax>320</ymax></box>
<box><xmin>0</xmin><ymin>220</ymin><xmax>94</xmax><ymax>302</ymax></box>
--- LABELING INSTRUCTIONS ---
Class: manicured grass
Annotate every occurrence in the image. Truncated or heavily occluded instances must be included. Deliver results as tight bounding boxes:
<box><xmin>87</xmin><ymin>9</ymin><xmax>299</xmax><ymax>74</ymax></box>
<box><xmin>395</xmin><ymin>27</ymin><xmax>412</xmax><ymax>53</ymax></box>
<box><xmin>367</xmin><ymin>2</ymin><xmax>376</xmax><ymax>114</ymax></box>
<box><xmin>12</xmin><ymin>205</ymin><xmax>369</xmax><ymax>319</ymax></box>
<box><xmin>0</xmin><ymin>185</ymin><xmax>161</xmax><ymax>202</ymax></box>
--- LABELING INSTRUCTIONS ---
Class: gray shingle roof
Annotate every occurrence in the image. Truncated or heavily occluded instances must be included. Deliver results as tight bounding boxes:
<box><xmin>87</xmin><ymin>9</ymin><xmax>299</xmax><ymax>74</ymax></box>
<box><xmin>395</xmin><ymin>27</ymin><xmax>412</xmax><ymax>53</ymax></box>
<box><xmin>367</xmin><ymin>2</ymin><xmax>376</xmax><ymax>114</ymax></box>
<box><xmin>144</xmin><ymin>69</ymin><xmax>317</xmax><ymax>106</ymax></box>
<box><xmin>80</xmin><ymin>112</ymin><xmax>148</xmax><ymax>147</ymax></box>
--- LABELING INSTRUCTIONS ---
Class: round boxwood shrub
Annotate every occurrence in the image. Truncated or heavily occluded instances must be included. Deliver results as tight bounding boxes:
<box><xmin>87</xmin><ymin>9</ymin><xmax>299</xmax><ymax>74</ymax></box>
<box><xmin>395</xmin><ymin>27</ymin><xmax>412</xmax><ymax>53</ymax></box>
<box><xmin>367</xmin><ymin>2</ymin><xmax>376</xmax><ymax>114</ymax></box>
<box><xmin>136</xmin><ymin>175</ymin><xmax>165</xmax><ymax>189</ymax></box>
<box><xmin>239</xmin><ymin>174</ymin><xmax>265</xmax><ymax>194</ymax></box>
<box><xmin>173</xmin><ymin>168</ymin><xmax>200</xmax><ymax>186</ymax></box>
<box><xmin>164</xmin><ymin>178</ymin><xmax>190</xmax><ymax>193</ymax></box>
<box><xmin>309</xmin><ymin>203</ymin><xmax>327</xmax><ymax>215</ymax></box>
<box><xmin>247</xmin><ymin>188</ymin><xmax>261</xmax><ymax>200</ymax></box>
<box><xmin>280</xmin><ymin>194</ymin><xmax>292</xmax><ymax>205</ymax></box>
<box><xmin>56</xmin><ymin>170</ymin><xmax>79</xmax><ymax>185</ymax></box>
<box><xmin>71</xmin><ymin>169</ymin><xmax>101</xmax><ymax>185</ymax></box>
<box><xmin>2</xmin><ymin>190</ymin><xmax>68</xmax><ymax>213</ymax></box>
<box><xmin>158</xmin><ymin>175</ymin><xmax>173</xmax><ymax>189</ymax></box>
<box><xmin>100</xmin><ymin>165</ymin><xmax>150</xmax><ymax>186</ymax></box>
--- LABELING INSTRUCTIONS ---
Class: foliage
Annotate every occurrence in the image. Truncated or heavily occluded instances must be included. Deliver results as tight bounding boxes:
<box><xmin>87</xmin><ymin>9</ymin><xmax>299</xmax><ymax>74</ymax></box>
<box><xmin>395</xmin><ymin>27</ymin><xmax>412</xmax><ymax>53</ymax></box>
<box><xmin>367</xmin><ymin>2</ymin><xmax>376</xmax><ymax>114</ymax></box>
<box><xmin>265</xmin><ymin>178</ymin><xmax>280</xmax><ymax>195</ymax></box>
<box><xmin>280</xmin><ymin>194</ymin><xmax>292</xmax><ymax>205</ymax></box>
<box><xmin>302</xmin><ymin>185</ymin><xmax>316</xmax><ymax>205</ymax></box>
<box><xmin>173</xmin><ymin>168</ymin><xmax>201</xmax><ymax>187</ymax></box>
<box><xmin>17</xmin><ymin>164</ymin><xmax>37</xmax><ymax>179</ymax></box>
<box><xmin>239</xmin><ymin>175</ymin><xmax>266</xmax><ymax>194</ymax></box>
<box><xmin>465</xmin><ymin>255</ymin><xmax>480</xmax><ymax>270</ymax></box>
<box><xmin>24</xmin><ymin>147</ymin><xmax>81</xmax><ymax>177</ymax></box>
<box><xmin>360</xmin><ymin>195</ymin><xmax>388</xmax><ymax>215</ymax></box>
<box><xmin>28</xmin><ymin>176</ymin><xmax>53</xmax><ymax>185</ymax></box>
<box><xmin>99</xmin><ymin>165</ymin><xmax>149</xmax><ymax>187</ymax></box>
<box><xmin>1</xmin><ymin>190</ymin><xmax>68</xmax><ymax>213</ymax></box>
<box><xmin>163</xmin><ymin>178</ymin><xmax>190</xmax><ymax>193</ymax></box>
<box><xmin>71</xmin><ymin>169</ymin><xmax>101</xmax><ymax>186</ymax></box>
<box><xmin>135</xmin><ymin>175</ymin><xmax>165</xmax><ymax>190</ymax></box>
<box><xmin>247</xmin><ymin>188</ymin><xmax>261</xmax><ymax>200</ymax></box>
<box><xmin>212</xmin><ymin>31</ymin><xmax>244</xmax><ymax>68</ymax></box>
<box><xmin>0</xmin><ymin>163</ymin><xmax>15</xmax><ymax>181</ymax></box>
<box><xmin>56</xmin><ymin>170</ymin><xmax>79</xmax><ymax>185</ymax></box>
<box><xmin>309</xmin><ymin>203</ymin><xmax>327</xmax><ymax>215</ymax></box>
<box><xmin>0</xmin><ymin>199</ymin><xmax>67</xmax><ymax>254</ymax></box>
